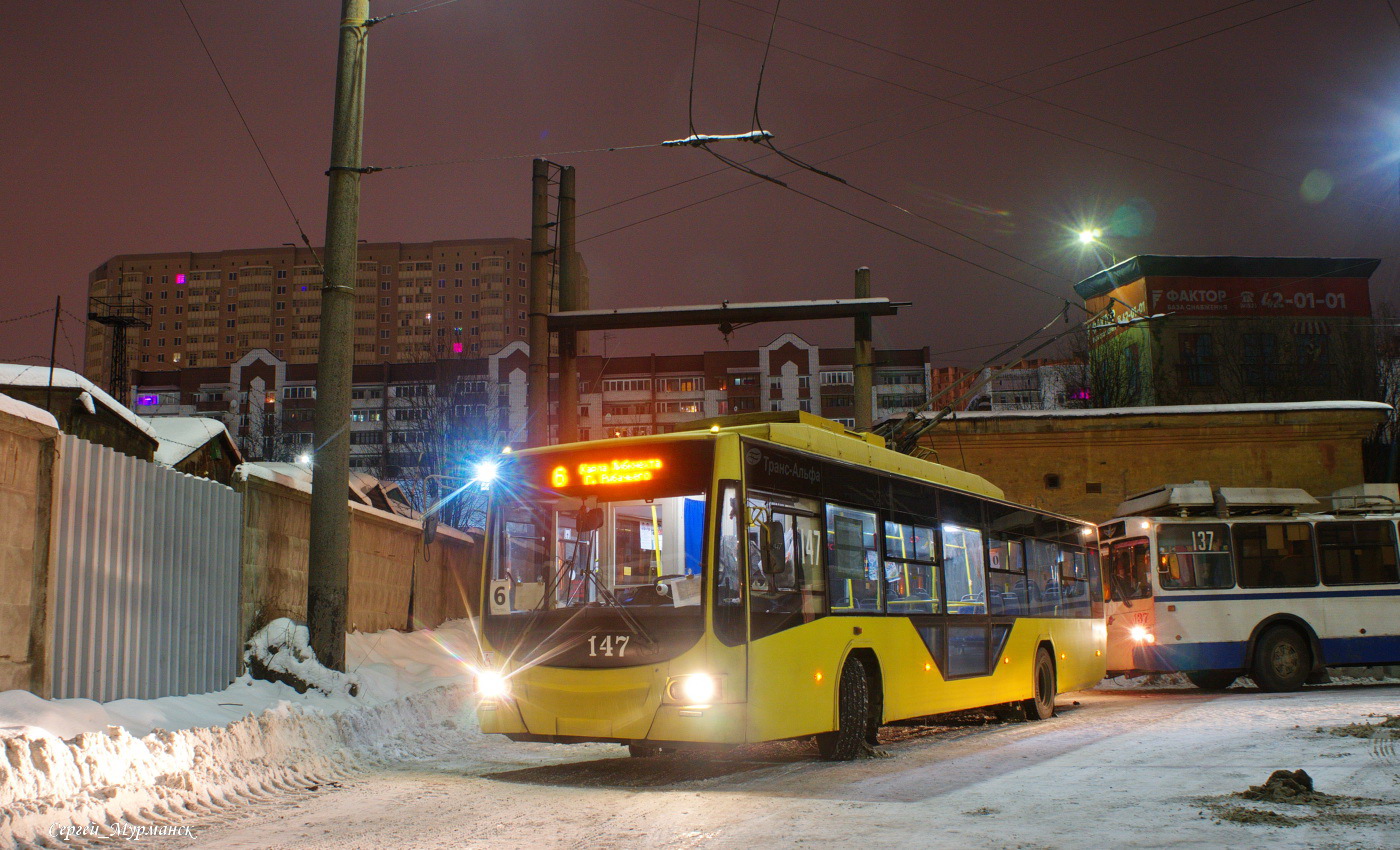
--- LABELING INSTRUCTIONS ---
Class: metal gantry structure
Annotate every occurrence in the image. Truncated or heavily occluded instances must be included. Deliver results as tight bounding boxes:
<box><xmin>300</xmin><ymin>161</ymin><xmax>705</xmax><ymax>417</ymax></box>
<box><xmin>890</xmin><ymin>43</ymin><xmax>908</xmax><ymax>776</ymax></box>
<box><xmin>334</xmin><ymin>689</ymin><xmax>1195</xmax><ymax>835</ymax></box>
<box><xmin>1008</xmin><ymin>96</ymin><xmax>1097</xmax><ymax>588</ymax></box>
<box><xmin>87</xmin><ymin>295</ymin><xmax>153</xmax><ymax>403</ymax></box>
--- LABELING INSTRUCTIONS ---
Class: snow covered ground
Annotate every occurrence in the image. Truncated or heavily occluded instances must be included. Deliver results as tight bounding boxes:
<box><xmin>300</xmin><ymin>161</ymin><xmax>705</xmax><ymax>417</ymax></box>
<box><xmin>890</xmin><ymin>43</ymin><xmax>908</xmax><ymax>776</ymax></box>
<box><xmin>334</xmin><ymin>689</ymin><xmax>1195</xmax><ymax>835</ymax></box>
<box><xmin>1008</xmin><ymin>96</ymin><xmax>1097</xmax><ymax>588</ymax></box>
<box><xmin>131</xmin><ymin>685</ymin><xmax>1400</xmax><ymax>850</ymax></box>
<box><xmin>3</xmin><ymin>622</ymin><xmax>1397</xmax><ymax>849</ymax></box>
<box><xmin>0</xmin><ymin>620</ymin><xmax>495</xmax><ymax>849</ymax></box>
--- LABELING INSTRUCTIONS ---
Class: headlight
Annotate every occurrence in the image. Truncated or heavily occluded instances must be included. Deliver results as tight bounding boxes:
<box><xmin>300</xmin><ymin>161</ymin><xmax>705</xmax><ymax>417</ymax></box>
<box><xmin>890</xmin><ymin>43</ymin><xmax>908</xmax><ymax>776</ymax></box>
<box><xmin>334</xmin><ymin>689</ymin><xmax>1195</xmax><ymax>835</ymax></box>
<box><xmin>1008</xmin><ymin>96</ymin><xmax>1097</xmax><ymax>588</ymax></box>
<box><xmin>1128</xmin><ymin>625</ymin><xmax>1153</xmax><ymax>643</ymax></box>
<box><xmin>476</xmin><ymin>669</ymin><xmax>510</xmax><ymax>699</ymax></box>
<box><xmin>667</xmin><ymin>674</ymin><xmax>718</xmax><ymax>704</ymax></box>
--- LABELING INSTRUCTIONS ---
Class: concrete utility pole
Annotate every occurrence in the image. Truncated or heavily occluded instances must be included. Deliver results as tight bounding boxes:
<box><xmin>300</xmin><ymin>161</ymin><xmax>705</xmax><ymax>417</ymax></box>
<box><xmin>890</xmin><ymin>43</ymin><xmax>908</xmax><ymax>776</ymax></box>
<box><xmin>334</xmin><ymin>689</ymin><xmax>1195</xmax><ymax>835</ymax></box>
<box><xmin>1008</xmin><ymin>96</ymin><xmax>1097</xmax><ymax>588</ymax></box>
<box><xmin>527</xmin><ymin>159</ymin><xmax>553</xmax><ymax>447</ymax></box>
<box><xmin>557</xmin><ymin>166</ymin><xmax>580</xmax><ymax>444</ymax></box>
<box><xmin>853</xmin><ymin>267</ymin><xmax>874</xmax><ymax>430</ymax></box>
<box><xmin>308</xmin><ymin>0</ymin><xmax>369</xmax><ymax>672</ymax></box>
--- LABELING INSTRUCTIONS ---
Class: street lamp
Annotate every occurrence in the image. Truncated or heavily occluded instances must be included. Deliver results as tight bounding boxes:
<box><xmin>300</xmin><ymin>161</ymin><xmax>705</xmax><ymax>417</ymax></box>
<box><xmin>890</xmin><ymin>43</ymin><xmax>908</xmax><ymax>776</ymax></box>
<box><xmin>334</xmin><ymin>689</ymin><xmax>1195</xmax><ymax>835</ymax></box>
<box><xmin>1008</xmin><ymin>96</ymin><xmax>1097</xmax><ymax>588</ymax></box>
<box><xmin>1074</xmin><ymin>225</ymin><xmax>1117</xmax><ymax>267</ymax></box>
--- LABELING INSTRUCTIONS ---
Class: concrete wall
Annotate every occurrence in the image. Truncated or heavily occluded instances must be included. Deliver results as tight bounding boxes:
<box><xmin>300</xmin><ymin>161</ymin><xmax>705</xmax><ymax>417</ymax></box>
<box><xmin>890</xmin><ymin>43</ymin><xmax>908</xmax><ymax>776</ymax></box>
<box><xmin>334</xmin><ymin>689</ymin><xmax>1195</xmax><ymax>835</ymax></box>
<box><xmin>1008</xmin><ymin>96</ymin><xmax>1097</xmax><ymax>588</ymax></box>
<box><xmin>238</xmin><ymin>473</ymin><xmax>479</xmax><ymax>641</ymax></box>
<box><xmin>919</xmin><ymin>404</ymin><xmax>1387</xmax><ymax>522</ymax></box>
<box><xmin>0</xmin><ymin>411</ymin><xmax>57</xmax><ymax>693</ymax></box>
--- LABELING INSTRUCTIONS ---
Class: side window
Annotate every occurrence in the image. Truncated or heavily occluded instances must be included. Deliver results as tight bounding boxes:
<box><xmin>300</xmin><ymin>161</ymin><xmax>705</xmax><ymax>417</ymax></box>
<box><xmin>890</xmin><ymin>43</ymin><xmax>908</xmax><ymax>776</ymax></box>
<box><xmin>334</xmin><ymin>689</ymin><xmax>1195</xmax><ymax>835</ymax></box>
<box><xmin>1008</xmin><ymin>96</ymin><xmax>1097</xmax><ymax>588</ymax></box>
<box><xmin>1156</xmin><ymin>524</ymin><xmax>1234</xmax><ymax>589</ymax></box>
<box><xmin>1025</xmin><ymin>539</ymin><xmax>1062</xmax><ymax>616</ymax></box>
<box><xmin>748</xmin><ymin>493</ymin><xmax>826</xmax><ymax>639</ymax></box>
<box><xmin>1233</xmin><ymin>523</ymin><xmax>1317</xmax><ymax>588</ymax></box>
<box><xmin>1317</xmin><ymin>521</ymin><xmax>1399</xmax><ymax>585</ymax></box>
<box><xmin>987</xmin><ymin>537</ymin><xmax>1025</xmax><ymax>616</ymax></box>
<box><xmin>884</xmin><ymin>520</ymin><xmax>939</xmax><ymax>613</ymax></box>
<box><xmin>1059</xmin><ymin>548</ymin><xmax>1091</xmax><ymax>617</ymax></box>
<box><xmin>826</xmin><ymin>504</ymin><xmax>880</xmax><ymax>612</ymax></box>
<box><xmin>942</xmin><ymin>522</ymin><xmax>986</xmax><ymax>614</ymax></box>
<box><xmin>714</xmin><ymin>482</ymin><xmax>746</xmax><ymax>645</ymax></box>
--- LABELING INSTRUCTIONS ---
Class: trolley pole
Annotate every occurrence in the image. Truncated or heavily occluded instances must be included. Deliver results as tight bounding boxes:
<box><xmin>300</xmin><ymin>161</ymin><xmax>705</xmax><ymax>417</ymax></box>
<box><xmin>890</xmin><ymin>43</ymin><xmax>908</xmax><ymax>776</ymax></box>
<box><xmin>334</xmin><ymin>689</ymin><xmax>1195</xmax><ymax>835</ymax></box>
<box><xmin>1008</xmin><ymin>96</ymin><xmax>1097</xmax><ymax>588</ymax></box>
<box><xmin>557</xmin><ymin>166</ymin><xmax>580</xmax><ymax>444</ymax></box>
<box><xmin>853</xmin><ymin>266</ymin><xmax>874</xmax><ymax>430</ymax></box>
<box><xmin>308</xmin><ymin>0</ymin><xmax>369</xmax><ymax>672</ymax></box>
<box><xmin>527</xmin><ymin>159</ymin><xmax>553</xmax><ymax>446</ymax></box>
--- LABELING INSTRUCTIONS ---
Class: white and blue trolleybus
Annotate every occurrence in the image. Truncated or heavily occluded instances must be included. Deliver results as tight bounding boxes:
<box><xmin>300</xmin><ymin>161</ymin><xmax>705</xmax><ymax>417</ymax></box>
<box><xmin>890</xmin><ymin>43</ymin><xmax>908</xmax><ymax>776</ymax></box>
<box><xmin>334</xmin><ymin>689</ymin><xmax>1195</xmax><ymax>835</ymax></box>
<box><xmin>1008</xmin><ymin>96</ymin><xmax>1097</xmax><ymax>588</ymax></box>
<box><xmin>1101</xmin><ymin>481</ymin><xmax>1400</xmax><ymax>690</ymax></box>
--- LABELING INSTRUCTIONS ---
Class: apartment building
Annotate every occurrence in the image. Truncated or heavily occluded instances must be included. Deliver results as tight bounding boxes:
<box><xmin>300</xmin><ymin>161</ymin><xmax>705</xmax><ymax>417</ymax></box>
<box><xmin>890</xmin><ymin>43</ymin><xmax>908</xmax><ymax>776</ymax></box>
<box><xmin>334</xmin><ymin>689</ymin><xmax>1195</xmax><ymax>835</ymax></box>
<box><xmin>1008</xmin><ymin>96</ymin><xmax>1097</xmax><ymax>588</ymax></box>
<box><xmin>83</xmin><ymin>238</ymin><xmax>587</xmax><ymax>393</ymax></box>
<box><xmin>130</xmin><ymin>334</ymin><xmax>936</xmax><ymax>478</ymax></box>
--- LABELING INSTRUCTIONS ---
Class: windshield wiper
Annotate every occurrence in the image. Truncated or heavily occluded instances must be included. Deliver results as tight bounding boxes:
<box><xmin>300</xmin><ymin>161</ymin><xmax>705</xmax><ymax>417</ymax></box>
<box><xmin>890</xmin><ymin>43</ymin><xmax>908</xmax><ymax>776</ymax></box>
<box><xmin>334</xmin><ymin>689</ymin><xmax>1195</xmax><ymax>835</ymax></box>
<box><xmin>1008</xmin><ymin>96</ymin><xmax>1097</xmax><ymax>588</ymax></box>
<box><xmin>518</xmin><ymin>510</ymin><xmax>658</xmax><ymax>653</ymax></box>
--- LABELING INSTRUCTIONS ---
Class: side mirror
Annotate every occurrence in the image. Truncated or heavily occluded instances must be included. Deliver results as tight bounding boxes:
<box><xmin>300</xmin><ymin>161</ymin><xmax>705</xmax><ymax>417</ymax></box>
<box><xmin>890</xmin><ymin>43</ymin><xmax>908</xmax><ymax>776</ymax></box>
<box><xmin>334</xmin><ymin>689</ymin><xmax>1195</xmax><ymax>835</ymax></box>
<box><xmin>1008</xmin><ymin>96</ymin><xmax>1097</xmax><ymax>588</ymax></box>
<box><xmin>760</xmin><ymin>520</ymin><xmax>786</xmax><ymax>576</ymax></box>
<box><xmin>577</xmin><ymin>507</ymin><xmax>605</xmax><ymax>533</ymax></box>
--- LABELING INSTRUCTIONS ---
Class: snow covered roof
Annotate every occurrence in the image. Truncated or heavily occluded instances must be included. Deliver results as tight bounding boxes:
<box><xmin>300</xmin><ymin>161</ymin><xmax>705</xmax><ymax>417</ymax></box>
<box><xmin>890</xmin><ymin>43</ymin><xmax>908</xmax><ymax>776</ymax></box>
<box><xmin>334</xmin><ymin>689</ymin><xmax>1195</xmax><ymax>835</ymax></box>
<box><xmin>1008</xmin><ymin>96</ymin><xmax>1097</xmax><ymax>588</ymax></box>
<box><xmin>920</xmin><ymin>400</ymin><xmax>1392</xmax><ymax>421</ymax></box>
<box><xmin>145</xmin><ymin>416</ymin><xmax>239</xmax><ymax>467</ymax></box>
<box><xmin>0</xmin><ymin>364</ymin><xmax>158</xmax><ymax>440</ymax></box>
<box><xmin>1073</xmin><ymin>255</ymin><xmax>1381</xmax><ymax>300</ymax></box>
<box><xmin>0</xmin><ymin>392</ymin><xmax>59</xmax><ymax>431</ymax></box>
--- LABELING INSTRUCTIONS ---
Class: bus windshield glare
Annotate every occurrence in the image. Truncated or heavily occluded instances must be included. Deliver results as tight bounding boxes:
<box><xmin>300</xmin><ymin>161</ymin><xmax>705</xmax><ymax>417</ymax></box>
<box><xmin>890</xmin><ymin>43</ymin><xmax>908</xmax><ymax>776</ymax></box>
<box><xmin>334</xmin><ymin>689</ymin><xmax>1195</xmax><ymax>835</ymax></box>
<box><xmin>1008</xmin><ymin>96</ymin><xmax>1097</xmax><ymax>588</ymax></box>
<box><xmin>492</xmin><ymin>490</ymin><xmax>708</xmax><ymax>612</ymax></box>
<box><xmin>485</xmin><ymin>440</ymin><xmax>716</xmax><ymax>616</ymax></box>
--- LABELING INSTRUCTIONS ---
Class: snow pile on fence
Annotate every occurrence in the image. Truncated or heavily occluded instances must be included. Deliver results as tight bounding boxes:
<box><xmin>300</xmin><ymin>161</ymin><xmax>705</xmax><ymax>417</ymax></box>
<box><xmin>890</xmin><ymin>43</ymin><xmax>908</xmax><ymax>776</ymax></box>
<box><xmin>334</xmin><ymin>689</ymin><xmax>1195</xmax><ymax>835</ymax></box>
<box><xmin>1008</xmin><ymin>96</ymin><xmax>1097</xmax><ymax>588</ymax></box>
<box><xmin>0</xmin><ymin>620</ymin><xmax>486</xmax><ymax>849</ymax></box>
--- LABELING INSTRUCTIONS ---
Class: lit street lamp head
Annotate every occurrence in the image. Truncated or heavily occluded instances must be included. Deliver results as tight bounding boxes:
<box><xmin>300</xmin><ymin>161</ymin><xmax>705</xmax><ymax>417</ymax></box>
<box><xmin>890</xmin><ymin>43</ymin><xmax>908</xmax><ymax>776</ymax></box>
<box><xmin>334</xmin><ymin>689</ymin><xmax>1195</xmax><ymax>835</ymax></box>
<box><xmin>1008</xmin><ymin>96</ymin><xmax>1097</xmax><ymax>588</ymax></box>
<box><xmin>1077</xmin><ymin>228</ymin><xmax>1103</xmax><ymax>244</ymax></box>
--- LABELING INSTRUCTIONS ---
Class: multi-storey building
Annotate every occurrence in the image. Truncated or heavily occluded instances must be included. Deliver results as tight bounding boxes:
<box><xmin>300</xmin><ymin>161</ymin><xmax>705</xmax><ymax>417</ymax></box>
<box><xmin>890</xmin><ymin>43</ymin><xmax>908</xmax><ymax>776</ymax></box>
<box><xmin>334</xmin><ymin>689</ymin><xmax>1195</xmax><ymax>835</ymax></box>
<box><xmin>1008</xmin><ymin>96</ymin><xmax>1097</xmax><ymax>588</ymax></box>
<box><xmin>83</xmin><ymin>238</ymin><xmax>587</xmax><ymax>393</ymax></box>
<box><xmin>1076</xmin><ymin>255</ymin><xmax>1379</xmax><ymax>407</ymax></box>
<box><xmin>130</xmin><ymin>334</ymin><xmax>936</xmax><ymax>479</ymax></box>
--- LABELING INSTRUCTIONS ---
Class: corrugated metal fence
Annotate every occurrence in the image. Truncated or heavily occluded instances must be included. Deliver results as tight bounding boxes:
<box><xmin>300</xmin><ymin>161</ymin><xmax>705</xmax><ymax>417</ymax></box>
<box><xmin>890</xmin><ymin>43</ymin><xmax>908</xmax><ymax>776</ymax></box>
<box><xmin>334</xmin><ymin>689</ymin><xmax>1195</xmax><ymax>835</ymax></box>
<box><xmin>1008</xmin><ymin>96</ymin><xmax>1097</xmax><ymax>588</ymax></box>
<box><xmin>49</xmin><ymin>434</ymin><xmax>242</xmax><ymax>701</ymax></box>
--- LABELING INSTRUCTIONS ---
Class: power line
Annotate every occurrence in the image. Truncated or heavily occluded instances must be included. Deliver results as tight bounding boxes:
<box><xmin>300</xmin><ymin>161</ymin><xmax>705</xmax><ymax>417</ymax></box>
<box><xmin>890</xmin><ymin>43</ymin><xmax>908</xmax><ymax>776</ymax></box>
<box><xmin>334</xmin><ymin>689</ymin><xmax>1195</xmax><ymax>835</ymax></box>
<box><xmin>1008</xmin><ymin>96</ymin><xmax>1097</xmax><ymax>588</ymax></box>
<box><xmin>579</xmin><ymin>0</ymin><xmax>1325</xmax><ymax>223</ymax></box>
<box><xmin>717</xmin><ymin>0</ymin><xmax>1346</xmax><ymax>202</ymax></box>
<box><xmin>613</xmin><ymin>0</ymin><xmax>1334</xmax><ymax>210</ymax></box>
<box><xmin>369</xmin><ymin>0</ymin><xmax>468</xmax><ymax>26</ymax></box>
<box><xmin>379</xmin><ymin>142</ymin><xmax>664</xmax><ymax>171</ymax></box>
<box><xmin>174</xmin><ymin>0</ymin><xmax>321</xmax><ymax>263</ymax></box>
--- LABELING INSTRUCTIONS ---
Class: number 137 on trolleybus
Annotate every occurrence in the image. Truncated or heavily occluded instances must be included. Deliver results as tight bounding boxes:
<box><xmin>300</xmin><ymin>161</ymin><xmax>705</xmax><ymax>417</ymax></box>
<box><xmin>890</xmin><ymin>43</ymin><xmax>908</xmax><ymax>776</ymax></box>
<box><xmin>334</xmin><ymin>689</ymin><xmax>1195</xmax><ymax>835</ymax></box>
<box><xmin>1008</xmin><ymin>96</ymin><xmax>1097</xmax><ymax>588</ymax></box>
<box><xmin>473</xmin><ymin>412</ymin><xmax>1106</xmax><ymax>759</ymax></box>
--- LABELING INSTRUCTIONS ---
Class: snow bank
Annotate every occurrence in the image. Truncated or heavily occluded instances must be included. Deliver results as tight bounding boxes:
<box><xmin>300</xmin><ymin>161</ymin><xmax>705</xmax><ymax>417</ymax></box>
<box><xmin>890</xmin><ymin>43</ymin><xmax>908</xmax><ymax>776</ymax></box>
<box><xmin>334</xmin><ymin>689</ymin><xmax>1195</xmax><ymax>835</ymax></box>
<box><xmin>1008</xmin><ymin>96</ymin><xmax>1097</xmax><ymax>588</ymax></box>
<box><xmin>0</xmin><ymin>620</ymin><xmax>487</xmax><ymax>849</ymax></box>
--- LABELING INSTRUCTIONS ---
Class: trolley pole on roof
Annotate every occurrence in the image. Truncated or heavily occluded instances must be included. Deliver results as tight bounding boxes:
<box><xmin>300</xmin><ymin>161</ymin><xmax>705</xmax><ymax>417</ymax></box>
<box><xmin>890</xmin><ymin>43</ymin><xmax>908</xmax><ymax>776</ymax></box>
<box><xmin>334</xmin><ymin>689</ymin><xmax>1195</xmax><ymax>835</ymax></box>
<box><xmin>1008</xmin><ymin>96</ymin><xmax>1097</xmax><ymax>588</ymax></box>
<box><xmin>853</xmin><ymin>267</ymin><xmax>874</xmax><ymax>430</ymax></box>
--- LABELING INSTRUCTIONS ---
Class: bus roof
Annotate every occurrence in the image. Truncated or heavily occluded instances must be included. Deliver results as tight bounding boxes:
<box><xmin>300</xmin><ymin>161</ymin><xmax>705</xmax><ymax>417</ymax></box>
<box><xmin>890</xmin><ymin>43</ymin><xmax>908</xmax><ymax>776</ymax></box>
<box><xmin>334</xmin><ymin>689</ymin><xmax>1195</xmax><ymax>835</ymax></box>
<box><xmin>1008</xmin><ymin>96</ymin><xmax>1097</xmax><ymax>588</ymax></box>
<box><xmin>515</xmin><ymin>411</ymin><xmax>1006</xmax><ymax>501</ymax></box>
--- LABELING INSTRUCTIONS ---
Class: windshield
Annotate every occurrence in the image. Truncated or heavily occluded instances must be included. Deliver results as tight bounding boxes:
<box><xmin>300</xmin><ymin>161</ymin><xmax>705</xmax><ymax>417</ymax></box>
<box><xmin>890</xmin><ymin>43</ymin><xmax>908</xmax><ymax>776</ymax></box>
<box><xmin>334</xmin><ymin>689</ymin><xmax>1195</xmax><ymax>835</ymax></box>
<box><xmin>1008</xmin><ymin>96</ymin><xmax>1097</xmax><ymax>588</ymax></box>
<box><xmin>1105</xmin><ymin>538</ymin><xmax>1151</xmax><ymax>601</ymax></box>
<box><xmin>491</xmin><ymin>491</ymin><xmax>707</xmax><ymax>611</ymax></box>
<box><xmin>1157</xmin><ymin>523</ymin><xmax>1234</xmax><ymax>589</ymax></box>
<box><xmin>481</xmin><ymin>440</ymin><xmax>714</xmax><ymax>668</ymax></box>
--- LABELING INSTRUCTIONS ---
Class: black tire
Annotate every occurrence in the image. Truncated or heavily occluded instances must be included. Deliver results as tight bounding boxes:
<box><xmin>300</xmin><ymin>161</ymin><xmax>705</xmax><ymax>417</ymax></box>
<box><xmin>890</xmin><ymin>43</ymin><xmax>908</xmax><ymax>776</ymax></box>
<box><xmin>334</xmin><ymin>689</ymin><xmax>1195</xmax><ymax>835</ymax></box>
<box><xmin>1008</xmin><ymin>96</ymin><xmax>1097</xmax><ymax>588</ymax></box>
<box><xmin>1021</xmin><ymin>647</ymin><xmax>1056</xmax><ymax>721</ymax></box>
<box><xmin>628</xmin><ymin>743</ymin><xmax>661</xmax><ymax>758</ymax></box>
<box><xmin>1185</xmin><ymin>670</ymin><xmax>1238</xmax><ymax>691</ymax></box>
<box><xmin>1251</xmin><ymin>627</ymin><xmax>1311</xmax><ymax>692</ymax></box>
<box><xmin>816</xmin><ymin>656</ymin><xmax>871</xmax><ymax>760</ymax></box>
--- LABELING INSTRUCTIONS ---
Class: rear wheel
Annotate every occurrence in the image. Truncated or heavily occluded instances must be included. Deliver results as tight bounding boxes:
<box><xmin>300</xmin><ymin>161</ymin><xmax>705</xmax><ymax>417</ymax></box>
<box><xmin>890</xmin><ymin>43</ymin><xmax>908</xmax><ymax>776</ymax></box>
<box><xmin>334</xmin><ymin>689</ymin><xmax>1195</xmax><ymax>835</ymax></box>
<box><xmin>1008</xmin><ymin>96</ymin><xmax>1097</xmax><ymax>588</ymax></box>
<box><xmin>1185</xmin><ymin>670</ymin><xmax>1238</xmax><ymax>690</ymax></box>
<box><xmin>816</xmin><ymin>656</ymin><xmax>870</xmax><ymax>760</ymax></box>
<box><xmin>1021</xmin><ymin>648</ymin><xmax>1056</xmax><ymax>721</ymax></box>
<box><xmin>1251</xmin><ymin>627</ymin><xmax>1311</xmax><ymax>692</ymax></box>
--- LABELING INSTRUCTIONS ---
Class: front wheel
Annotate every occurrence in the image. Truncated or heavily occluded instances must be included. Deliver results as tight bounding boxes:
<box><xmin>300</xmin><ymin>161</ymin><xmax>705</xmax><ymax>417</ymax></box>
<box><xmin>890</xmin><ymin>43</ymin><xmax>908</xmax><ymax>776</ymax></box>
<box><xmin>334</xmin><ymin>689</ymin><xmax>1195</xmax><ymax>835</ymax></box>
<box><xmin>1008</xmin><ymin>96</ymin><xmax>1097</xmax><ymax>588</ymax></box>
<box><xmin>1185</xmin><ymin>670</ymin><xmax>1238</xmax><ymax>690</ymax></box>
<box><xmin>1251</xmin><ymin>627</ymin><xmax>1311</xmax><ymax>692</ymax></box>
<box><xmin>1021</xmin><ymin>648</ymin><xmax>1056</xmax><ymax>720</ymax></box>
<box><xmin>816</xmin><ymin>656</ymin><xmax>871</xmax><ymax>760</ymax></box>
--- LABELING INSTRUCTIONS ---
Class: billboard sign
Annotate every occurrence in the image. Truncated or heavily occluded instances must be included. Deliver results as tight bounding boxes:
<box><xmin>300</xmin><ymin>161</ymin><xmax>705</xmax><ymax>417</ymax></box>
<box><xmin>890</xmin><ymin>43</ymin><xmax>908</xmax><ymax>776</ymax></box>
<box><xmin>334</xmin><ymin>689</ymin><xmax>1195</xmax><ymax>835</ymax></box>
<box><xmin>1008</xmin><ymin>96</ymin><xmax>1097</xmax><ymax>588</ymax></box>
<box><xmin>1144</xmin><ymin>276</ymin><xmax>1370</xmax><ymax>318</ymax></box>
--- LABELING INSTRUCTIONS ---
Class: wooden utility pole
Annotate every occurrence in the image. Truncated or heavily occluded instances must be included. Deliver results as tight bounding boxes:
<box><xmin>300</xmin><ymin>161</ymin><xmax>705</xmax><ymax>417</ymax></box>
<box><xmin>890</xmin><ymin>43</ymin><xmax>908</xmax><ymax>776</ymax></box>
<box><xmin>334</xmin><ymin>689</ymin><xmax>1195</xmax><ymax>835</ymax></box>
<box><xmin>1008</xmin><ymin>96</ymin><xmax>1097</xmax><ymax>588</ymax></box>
<box><xmin>853</xmin><ymin>267</ymin><xmax>874</xmax><ymax>430</ymax></box>
<box><xmin>527</xmin><ymin>159</ymin><xmax>553</xmax><ymax>446</ymax></box>
<box><xmin>308</xmin><ymin>0</ymin><xmax>370</xmax><ymax>672</ymax></box>
<box><xmin>557</xmin><ymin>166</ymin><xmax>580</xmax><ymax>444</ymax></box>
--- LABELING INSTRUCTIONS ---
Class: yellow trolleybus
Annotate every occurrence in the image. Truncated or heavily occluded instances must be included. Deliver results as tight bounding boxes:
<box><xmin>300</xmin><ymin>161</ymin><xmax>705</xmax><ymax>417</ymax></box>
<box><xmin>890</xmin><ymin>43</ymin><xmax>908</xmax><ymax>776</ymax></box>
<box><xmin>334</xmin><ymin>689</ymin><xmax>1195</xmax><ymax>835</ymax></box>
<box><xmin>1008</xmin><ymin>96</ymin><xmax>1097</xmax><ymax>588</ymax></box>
<box><xmin>475</xmin><ymin>412</ymin><xmax>1105</xmax><ymax>759</ymax></box>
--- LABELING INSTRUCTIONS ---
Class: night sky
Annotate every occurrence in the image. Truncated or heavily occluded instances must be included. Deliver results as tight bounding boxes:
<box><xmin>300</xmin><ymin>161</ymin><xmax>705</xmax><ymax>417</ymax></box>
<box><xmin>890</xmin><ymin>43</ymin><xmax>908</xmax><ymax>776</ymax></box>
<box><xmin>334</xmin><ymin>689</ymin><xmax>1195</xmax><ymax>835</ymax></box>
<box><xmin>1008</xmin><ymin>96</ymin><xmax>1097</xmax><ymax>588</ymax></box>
<box><xmin>4</xmin><ymin>0</ymin><xmax>1399</xmax><ymax>368</ymax></box>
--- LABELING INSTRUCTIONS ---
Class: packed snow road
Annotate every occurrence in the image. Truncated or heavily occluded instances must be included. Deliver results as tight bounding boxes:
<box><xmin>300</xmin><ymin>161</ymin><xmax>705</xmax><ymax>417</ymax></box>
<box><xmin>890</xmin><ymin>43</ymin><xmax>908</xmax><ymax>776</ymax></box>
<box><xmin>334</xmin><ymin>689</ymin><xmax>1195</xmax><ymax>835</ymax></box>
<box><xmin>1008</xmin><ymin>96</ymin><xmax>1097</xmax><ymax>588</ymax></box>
<box><xmin>139</xmin><ymin>684</ymin><xmax>1398</xmax><ymax>850</ymax></box>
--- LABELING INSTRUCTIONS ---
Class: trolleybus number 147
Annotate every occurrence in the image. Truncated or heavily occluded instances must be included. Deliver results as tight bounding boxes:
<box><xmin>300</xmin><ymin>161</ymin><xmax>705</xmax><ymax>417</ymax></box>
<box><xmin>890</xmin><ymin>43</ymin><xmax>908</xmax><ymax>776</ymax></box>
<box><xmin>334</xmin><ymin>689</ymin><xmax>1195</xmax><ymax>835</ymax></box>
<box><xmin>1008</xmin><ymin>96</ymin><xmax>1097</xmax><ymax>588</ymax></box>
<box><xmin>587</xmin><ymin>634</ymin><xmax>630</xmax><ymax>658</ymax></box>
